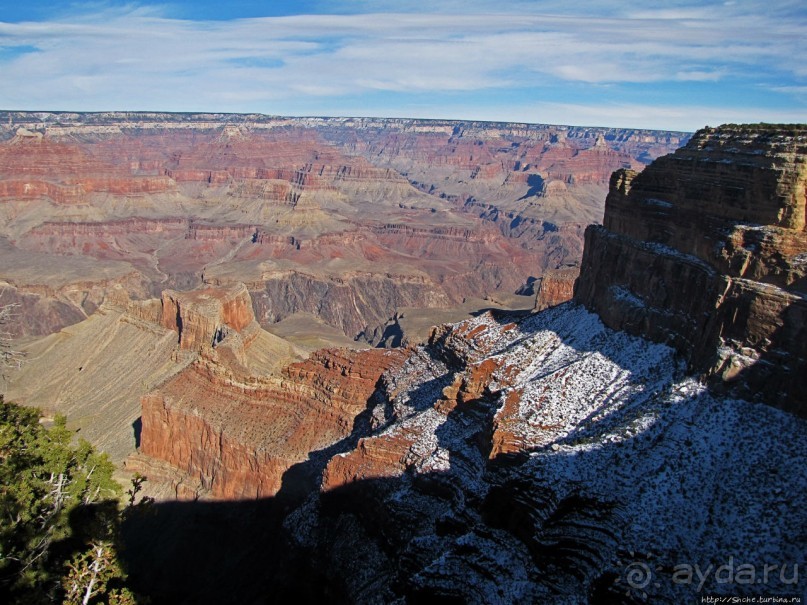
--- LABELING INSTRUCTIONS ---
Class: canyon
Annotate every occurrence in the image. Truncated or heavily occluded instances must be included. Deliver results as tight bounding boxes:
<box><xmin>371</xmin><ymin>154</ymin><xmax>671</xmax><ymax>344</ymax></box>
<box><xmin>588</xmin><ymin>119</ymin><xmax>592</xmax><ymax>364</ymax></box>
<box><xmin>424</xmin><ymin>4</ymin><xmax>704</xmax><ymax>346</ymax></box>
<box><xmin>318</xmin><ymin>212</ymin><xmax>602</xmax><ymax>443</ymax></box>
<box><xmin>115</xmin><ymin>125</ymin><xmax>807</xmax><ymax>602</ymax></box>
<box><xmin>1</xmin><ymin>111</ymin><xmax>685</xmax><ymax>469</ymax></box>
<box><xmin>2</xmin><ymin>117</ymin><xmax>804</xmax><ymax>603</ymax></box>
<box><xmin>0</xmin><ymin>112</ymin><xmax>685</xmax><ymax>347</ymax></box>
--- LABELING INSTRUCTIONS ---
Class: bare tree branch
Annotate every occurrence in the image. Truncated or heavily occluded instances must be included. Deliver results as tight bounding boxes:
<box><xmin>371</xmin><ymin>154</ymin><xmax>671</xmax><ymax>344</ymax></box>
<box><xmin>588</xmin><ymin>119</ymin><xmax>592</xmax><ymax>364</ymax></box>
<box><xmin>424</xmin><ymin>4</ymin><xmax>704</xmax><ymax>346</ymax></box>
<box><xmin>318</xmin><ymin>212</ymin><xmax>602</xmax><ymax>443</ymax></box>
<box><xmin>0</xmin><ymin>291</ymin><xmax>25</xmax><ymax>374</ymax></box>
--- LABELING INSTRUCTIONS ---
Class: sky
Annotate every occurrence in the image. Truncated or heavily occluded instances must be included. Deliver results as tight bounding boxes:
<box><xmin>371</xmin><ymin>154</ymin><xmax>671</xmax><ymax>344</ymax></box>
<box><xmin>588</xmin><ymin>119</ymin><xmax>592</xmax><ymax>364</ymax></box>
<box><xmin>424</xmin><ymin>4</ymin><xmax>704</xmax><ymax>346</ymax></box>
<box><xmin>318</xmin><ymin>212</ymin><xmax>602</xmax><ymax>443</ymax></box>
<box><xmin>0</xmin><ymin>1</ymin><xmax>805</xmax><ymax>132</ymax></box>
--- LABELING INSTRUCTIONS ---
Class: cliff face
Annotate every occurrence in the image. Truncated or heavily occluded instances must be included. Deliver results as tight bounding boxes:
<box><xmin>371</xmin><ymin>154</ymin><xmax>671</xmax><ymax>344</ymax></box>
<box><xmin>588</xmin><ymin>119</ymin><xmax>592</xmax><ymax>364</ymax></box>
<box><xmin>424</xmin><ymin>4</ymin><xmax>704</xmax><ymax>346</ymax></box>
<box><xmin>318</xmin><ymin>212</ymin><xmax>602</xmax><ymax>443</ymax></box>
<box><xmin>0</xmin><ymin>136</ymin><xmax>175</xmax><ymax>202</ymax></box>
<box><xmin>160</xmin><ymin>284</ymin><xmax>255</xmax><ymax>351</ymax></box>
<box><xmin>107</xmin><ymin>280</ymin><xmax>412</xmax><ymax>500</ymax></box>
<box><xmin>137</xmin><ymin>346</ymin><xmax>407</xmax><ymax>499</ymax></box>
<box><xmin>575</xmin><ymin>125</ymin><xmax>807</xmax><ymax>414</ymax></box>
<box><xmin>533</xmin><ymin>265</ymin><xmax>580</xmax><ymax>311</ymax></box>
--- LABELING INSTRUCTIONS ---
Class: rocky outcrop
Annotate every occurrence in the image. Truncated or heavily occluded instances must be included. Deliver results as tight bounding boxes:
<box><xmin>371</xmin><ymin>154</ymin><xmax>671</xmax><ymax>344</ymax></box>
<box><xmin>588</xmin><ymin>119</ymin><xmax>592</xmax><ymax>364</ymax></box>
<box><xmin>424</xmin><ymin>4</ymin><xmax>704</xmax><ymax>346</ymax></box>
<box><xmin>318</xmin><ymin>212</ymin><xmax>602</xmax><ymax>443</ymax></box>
<box><xmin>575</xmin><ymin>124</ymin><xmax>807</xmax><ymax>414</ymax></box>
<box><xmin>534</xmin><ymin>265</ymin><xmax>580</xmax><ymax>311</ymax></box>
<box><xmin>138</xmin><ymin>347</ymin><xmax>408</xmax><ymax>499</ymax></box>
<box><xmin>4</xmin><ymin>280</ymin><xmax>304</xmax><ymax>467</ymax></box>
<box><xmin>119</xmin><ymin>296</ymin><xmax>807</xmax><ymax>604</ymax></box>
<box><xmin>277</xmin><ymin>304</ymin><xmax>806</xmax><ymax>603</ymax></box>
<box><xmin>160</xmin><ymin>283</ymin><xmax>255</xmax><ymax>352</ymax></box>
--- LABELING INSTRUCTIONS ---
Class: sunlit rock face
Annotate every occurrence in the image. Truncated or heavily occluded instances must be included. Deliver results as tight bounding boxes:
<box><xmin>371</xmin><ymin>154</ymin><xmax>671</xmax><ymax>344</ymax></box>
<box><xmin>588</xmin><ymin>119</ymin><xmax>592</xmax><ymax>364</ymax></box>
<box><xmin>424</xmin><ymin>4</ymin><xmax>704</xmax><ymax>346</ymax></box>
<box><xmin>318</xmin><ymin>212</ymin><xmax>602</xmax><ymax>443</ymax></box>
<box><xmin>137</xmin><ymin>346</ymin><xmax>408</xmax><ymax>500</ymax></box>
<box><xmin>160</xmin><ymin>283</ymin><xmax>255</xmax><ymax>351</ymax></box>
<box><xmin>533</xmin><ymin>264</ymin><xmax>580</xmax><ymax>311</ymax></box>
<box><xmin>575</xmin><ymin>125</ymin><xmax>807</xmax><ymax>415</ymax></box>
<box><xmin>0</xmin><ymin>111</ymin><xmax>687</xmax><ymax>343</ymax></box>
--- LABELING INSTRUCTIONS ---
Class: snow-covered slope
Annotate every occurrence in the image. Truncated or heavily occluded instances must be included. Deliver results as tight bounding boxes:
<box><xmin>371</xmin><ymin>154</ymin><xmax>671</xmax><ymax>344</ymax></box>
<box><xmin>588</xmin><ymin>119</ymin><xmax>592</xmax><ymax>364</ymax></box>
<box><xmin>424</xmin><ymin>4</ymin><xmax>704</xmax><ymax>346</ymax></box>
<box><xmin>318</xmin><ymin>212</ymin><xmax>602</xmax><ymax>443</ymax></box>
<box><xmin>291</xmin><ymin>303</ymin><xmax>806</xmax><ymax>603</ymax></box>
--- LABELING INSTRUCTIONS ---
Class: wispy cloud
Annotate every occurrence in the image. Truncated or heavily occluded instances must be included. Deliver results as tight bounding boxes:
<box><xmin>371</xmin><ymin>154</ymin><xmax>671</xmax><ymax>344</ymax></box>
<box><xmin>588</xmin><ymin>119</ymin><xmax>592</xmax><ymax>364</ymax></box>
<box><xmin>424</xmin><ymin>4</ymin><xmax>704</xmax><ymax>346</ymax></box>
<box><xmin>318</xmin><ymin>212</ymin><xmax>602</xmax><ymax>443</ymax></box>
<box><xmin>0</xmin><ymin>1</ymin><xmax>804</xmax><ymax>129</ymax></box>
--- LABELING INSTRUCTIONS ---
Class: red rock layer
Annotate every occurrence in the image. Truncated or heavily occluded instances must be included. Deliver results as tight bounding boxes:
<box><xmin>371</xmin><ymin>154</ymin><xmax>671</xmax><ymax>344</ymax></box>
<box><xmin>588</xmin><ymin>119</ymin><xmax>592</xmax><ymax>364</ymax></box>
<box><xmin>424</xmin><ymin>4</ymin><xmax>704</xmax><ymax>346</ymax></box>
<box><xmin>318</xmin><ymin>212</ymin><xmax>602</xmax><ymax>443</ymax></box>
<box><xmin>139</xmin><ymin>347</ymin><xmax>408</xmax><ymax>499</ymax></box>
<box><xmin>0</xmin><ymin>137</ymin><xmax>175</xmax><ymax>201</ymax></box>
<box><xmin>160</xmin><ymin>283</ymin><xmax>254</xmax><ymax>351</ymax></box>
<box><xmin>534</xmin><ymin>265</ymin><xmax>580</xmax><ymax>311</ymax></box>
<box><xmin>321</xmin><ymin>327</ymin><xmax>506</xmax><ymax>491</ymax></box>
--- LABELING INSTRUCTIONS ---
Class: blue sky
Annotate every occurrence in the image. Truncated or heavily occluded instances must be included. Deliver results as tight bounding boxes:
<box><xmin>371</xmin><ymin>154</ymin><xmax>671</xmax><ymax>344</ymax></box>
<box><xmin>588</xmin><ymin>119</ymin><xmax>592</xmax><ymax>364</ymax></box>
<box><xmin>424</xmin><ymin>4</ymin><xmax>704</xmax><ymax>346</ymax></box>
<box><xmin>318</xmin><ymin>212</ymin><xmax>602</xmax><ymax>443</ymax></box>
<box><xmin>0</xmin><ymin>1</ymin><xmax>805</xmax><ymax>131</ymax></box>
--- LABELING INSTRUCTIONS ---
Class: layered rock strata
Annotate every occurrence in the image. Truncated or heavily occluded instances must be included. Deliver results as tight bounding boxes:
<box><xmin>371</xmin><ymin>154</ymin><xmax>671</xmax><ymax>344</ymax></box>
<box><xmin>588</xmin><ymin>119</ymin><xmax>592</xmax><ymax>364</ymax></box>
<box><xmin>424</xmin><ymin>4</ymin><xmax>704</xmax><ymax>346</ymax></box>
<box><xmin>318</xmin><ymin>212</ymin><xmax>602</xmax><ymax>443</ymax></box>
<box><xmin>575</xmin><ymin>125</ymin><xmax>807</xmax><ymax>414</ymax></box>
<box><xmin>116</xmin><ymin>280</ymin><xmax>414</xmax><ymax>500</ymax></box>
<box><xmin>160</xmin><ymin>284</ymin><xmax>254</xmax><ymax>352</ymax></box>
<box><xmin>0</xmin><ymin>112</ymin><xmax>687</xmax><ymax>346</ymax></box>
<box><xmin>277</xmin><ymin>305</ymin><xmax>806</xmax><ymax>603</ymax></box>
<box><xmin>137</xmin><ymin>346</ymin><xmax>407</xmax><ymax>499</ymax></box>
<box><xmin>3</xmin><ymin>282</ymin><xmax>302</xmax><ymax>463</ymax></box>
<box><xmin>533</xmin><ymin>264</ymin><xmax>580</xmax><ymax>311</ymax></box>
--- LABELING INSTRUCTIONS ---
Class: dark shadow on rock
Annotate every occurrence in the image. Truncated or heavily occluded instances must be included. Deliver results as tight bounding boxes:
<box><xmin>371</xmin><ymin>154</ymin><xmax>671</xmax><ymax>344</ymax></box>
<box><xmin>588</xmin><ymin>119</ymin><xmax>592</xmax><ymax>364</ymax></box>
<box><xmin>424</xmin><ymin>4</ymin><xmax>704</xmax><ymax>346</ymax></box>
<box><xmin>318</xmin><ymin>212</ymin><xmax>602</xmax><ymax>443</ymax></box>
<box><xmin>274</xmin><ymin>392</ymin><xmax>381</xmax><ymax>506</ymax></box>
<box><xmin>708</xmin><ymin>296</ymin><xmax>807</xmax><ymax>417</ymax></box>
<box><xmin>469</xmin><ymin>307</ymin><xmax>532</xmax><ymax>320</ymax></box>
<box><xmin>375</xmin><ymin>319</ymin><xmax>404</xmax><ymax>348</ymax></box>
<box><xmin>116</xmin><ymin>475</ymin><xmax>630</xmax><ymax>604</ymax></box>
<box><xmin>518</xmin><ymin>173</ymin><xmax>545</xmax><ymax>200</ymax></box>
<box><xmin>132</xmin><ymin>417</ymin><xmax>142</xmax><ymax>449</ymax></box>
<box><xmin>515</xmin><ymin>276</ymin><xmax>538</xmax><ymax>296</ymax></box>
<box><xmin>119</xmin><ymin>496</ymin><xmax>302</xmax><ymax>604</ymax></box>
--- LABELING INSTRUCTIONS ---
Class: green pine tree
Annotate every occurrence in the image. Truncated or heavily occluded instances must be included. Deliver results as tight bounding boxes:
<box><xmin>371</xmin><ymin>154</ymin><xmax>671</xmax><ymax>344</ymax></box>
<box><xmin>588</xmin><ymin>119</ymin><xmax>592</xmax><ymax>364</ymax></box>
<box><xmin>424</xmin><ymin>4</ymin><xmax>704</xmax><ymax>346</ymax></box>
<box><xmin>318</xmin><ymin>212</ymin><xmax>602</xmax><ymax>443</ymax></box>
<box><xmin>0</xmin><ymin>398</ymin><xmax>142</xmax><ymax>603</ymax></box>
